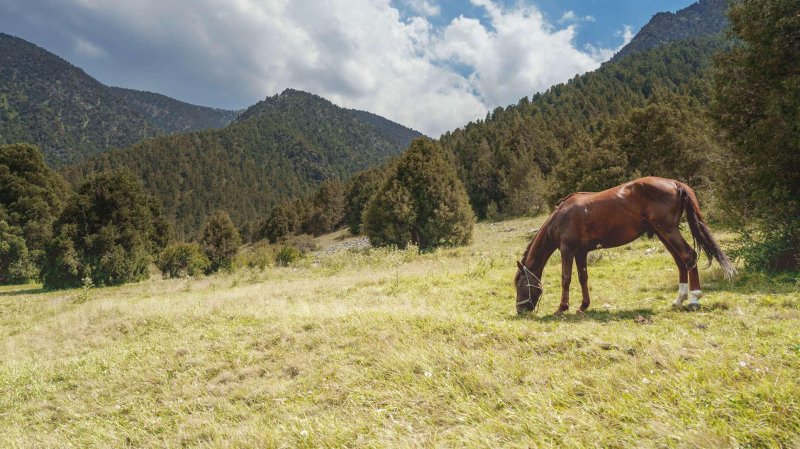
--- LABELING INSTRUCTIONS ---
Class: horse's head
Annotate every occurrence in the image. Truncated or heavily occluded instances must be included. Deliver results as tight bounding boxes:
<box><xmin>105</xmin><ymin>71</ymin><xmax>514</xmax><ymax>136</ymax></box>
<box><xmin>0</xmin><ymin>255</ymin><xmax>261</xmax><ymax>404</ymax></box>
<box><xmin>515</xmin><ymin>261</ymin><xmax>542</xmax><ymax>315</ymax></box>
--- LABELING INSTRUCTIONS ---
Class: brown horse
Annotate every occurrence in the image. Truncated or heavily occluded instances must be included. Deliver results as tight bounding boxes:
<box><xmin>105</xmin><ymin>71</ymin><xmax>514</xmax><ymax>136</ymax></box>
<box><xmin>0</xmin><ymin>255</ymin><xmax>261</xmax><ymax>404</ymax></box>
<box><xmin>514</xmin><ymin>177</ymin><xmax>735</xmax><ymax>315</ymax></box>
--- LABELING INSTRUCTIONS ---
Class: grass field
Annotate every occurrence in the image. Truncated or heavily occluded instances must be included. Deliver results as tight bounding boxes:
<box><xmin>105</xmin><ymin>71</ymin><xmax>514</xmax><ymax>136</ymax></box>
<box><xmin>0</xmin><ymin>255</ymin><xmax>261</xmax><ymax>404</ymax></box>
<box><xmin>2</xmin><ymin>217</ymin><xmax>799</xmax><ymax>448</ymax></box>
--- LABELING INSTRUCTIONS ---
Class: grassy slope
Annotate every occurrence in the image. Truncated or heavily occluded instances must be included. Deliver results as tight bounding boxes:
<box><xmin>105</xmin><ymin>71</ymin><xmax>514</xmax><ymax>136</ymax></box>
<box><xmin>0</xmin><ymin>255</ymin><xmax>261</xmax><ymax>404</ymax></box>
<box><xmin>1</xmin><ymin>217</ymin><xmax>798</xmax><ymax>448</ymax></box>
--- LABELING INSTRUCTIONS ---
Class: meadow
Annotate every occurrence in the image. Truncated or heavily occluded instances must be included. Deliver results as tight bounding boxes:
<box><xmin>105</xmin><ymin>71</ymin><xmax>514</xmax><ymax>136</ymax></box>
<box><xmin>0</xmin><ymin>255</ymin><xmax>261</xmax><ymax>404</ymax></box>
<box><xmin>1</xmin><ymin>216</ymin><xmax>798</xmax><ymax>448</ymax></box>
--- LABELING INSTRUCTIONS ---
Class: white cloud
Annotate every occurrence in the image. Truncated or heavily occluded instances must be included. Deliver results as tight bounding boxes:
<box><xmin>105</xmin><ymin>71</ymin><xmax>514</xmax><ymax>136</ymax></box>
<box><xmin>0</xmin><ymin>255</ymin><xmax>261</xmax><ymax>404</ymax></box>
<box><xmin>73</xmin><ymin>37</ymin><xmax>106</xmax><ymax>58</ymax></box>
<box><xmin>558</xmin><ymin>10</ymin><xmax>595</xmax><ymax>24</ymax></box>
<box><xmin>0</xmin><ymin>0</ymin><xmax>628</xmax><ymax>136</ymax></box>
<box><xmin>403</xmin><ymin>0</ymin><xmax>440</xmax><ymax>16</ymax></box>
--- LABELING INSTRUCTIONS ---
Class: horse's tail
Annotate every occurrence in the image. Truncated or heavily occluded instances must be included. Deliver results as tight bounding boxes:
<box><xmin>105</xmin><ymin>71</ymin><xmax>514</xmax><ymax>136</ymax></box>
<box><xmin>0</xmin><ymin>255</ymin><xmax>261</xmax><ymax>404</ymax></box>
<box><xmin>679</xmin><ymin>183</ymin><xmax>737</xmax><ymax>279</ymax></box>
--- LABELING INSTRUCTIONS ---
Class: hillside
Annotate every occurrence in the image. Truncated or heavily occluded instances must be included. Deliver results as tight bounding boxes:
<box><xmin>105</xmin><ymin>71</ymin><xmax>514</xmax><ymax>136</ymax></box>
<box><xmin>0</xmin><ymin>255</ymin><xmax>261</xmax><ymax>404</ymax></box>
<box><xmin>2</xmin><ymin>217</ymin><xmax>797</xmax><ymax>446</ymax></box>
<box><xmin>0</xmin><ymin>33</ymin><xmax>156</xmax><ymax>165</ymax></box>
<box><xmin>62</xmin><ymin>89</ymin><xmax>423</xmax><ymax>238</ymax></box>
<box><xmin>109</xmin><ymin>87</ymin><xmax>239</xmax><ymax>134</ymax></box>
<box><xmin>439</xmin><ymin>33</ymin><xmax>726</xmax><ymax>218</ymax></box>
<box><xmin>610</xmin><ymin>0</ymin><xmax>728</xmax><ymax>62</ymax></box>
<box><xmin>0</xmin><ymin>33</ymin><xmax>238</xmax><ymax>166</ymax></box>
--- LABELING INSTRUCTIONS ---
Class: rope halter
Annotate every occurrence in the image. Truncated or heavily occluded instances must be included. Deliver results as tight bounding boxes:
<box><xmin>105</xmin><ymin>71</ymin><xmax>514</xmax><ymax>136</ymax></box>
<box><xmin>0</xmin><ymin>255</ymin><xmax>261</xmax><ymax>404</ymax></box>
<box><xmin>517</xmin><ymin>263</ymin><xmax>543</xmax><ymax>308</ymax></box>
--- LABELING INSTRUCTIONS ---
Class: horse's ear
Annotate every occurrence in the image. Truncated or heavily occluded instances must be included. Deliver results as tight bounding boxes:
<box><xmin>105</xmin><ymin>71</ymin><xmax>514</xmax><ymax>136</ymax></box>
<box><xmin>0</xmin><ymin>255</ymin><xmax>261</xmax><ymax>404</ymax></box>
<box><xmin>516</xmin><ymin>261</ymin><xmax>524</xmax><ymax>271</ymax></box>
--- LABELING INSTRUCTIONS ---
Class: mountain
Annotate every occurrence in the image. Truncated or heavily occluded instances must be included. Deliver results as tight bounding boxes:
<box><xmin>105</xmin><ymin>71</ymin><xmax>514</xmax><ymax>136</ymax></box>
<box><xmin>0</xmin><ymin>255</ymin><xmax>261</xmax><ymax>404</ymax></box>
<box><xmin>610</xmin><ymin>0</ymin><xmax>728</xmax><ymax>62</ymax></box>
<box><xmin>0</xmin><ymin>33</ymin><xmax>238</xmax><ymax>166</ymax></box>
<box><xmin>61</xmin><ymin>89</ymin><xmax>422</xmax><ymax>238</ymax></box>
<box><xmin>108</xmin><ymin>87</ymin><xmax>239</xmax><ymax>134</ymax></box>
<box><xmin>438</xmin><ymin>0</ymin><xmax>730</xmax><ymax>219</ymax></box>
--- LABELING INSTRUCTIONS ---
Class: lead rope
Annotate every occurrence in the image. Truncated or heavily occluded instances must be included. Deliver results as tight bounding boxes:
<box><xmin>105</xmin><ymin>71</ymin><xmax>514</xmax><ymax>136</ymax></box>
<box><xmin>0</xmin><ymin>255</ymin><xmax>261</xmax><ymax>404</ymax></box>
<box><xmin>517</xmin><ymin>264</ymin><xmax>543</xmax><ymax>312</ymax></box>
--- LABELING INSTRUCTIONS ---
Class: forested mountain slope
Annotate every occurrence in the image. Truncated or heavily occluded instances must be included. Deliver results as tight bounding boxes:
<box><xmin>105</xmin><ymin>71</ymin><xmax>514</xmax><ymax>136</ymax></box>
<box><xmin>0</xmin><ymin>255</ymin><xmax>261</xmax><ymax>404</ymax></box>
<box><xmin>62</xmin><ymin>89</ymin><xmax>422</xmax><ymax>238</ymax></box>
<box><xmin>108</xmin><ymin>87</ymin><xmax>239</xmax><ymax>134</ymax></box>
<box><xmin>0</xmin><ymin>33</ymin><xmax>238</xmax><ymax>165</ymax></box>
<box><xmin>439</xmin><ymin>33</ymin><xmax>727</xmax><ymax>218</ymax></box>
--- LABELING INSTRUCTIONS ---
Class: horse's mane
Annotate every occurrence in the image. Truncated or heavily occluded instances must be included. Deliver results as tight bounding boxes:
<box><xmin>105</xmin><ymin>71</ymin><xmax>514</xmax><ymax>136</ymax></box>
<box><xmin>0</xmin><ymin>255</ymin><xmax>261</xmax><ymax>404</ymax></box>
<box><xmin>520</xmin><ymin>212</ymin><xmax>556</xmax><ymax>263</ymax></box>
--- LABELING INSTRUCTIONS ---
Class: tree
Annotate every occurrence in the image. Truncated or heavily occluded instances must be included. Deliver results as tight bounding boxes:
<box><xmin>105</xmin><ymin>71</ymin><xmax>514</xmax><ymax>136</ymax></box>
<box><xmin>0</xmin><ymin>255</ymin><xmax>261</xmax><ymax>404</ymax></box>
<box><xmin>303</xmin><ymin>179</ymin><xmax>345</xmax><ymax>236</ymax></box>
<box><xmin>0</xmin><ymin>143</ymin><xmax>70</xmax><ymax>283</ymax></box>
<box><xmin>260</xmin><ymin>203</ymin><xmax>301</xmax><ymax>243</ymax></box>
<box><xmin>363</xmin><ymin>138</ymin><xmax>475</xmax><ymax>249</ymax></box>
<box><xmin>200</xmin><ymin>211</ymin><xmax>242</xmax><ymax>272</ymax></box>
<box><xmin>344</xmin><ymin>167</ymin><xmax>386</xmax><ymax>235</ymax></box>
<box><xmin>712</xmin><ymin>0</ymin><xmax>800</xmax><ymax>270</ymax></box>
<box><xmin>41</xmin><ymin>170</ymin><xmax>170</xmax><ymax>289</ymax></box>
<box><xmin>549</xmin><ymin>133</ymin><xmax>633</xmax><ymax>205</ymax></box>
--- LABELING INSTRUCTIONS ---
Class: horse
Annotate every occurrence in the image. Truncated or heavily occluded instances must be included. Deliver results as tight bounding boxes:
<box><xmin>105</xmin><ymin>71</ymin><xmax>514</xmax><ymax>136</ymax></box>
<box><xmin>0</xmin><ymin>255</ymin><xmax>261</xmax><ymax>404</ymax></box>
<box><xmin>514</xmin><ymin>176</ymin><xmax>736</xmax><ymax>315</ymax></box>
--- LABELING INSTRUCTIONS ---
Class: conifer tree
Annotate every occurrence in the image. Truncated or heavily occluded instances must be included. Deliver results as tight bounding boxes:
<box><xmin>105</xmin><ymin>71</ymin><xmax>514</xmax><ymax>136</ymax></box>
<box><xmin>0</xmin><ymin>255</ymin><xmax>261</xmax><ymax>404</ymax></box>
<box><xmin>363</xmin><ymin>138</ymin><xmax>474</xmax><ymax>249</ymax></box>
<box><xmin>200</xmin><ymin>211</ymin><xmax>242</xmax><ymax>272</ymax></box>
<box><xmin>712</xmin><ymin>0</ymin><xmax>800</xmax><ymax>269</ymax></box>
<box><xmin>0</xmin><ymin>143</ymin><xmax>69</xmax><ymax>283</ymax></box>
<box><xmin>41</xmin><ymin>170</ymin><xmax>170</xmax><ymax>288</ymax></box>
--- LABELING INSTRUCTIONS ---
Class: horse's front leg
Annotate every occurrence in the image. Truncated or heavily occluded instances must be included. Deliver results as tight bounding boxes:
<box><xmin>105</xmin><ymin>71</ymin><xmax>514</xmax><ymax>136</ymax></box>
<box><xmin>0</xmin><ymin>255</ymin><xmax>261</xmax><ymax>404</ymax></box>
<box><xmin>557</xmin><ymin>248</ymin><xmax>575</xmax><ymax>314</ymax></box>
<box><xmin>575</xmin><ymin>251</ymin><xmax>590</xmax><ymax>313</ymax></box>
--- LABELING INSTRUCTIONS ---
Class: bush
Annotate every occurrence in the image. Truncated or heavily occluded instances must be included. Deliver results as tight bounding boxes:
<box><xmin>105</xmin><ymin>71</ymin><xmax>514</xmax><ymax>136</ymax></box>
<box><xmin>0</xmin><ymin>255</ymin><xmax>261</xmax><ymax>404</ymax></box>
<box><xmin>274</xmin><ymin>245</ymin><xmax>301</xmax><ymax>266</ymax></box>
<box><xmin>363</xmin><ymin>138</ymin><xmax>475</xmax><ymax>250</ymax></box>
<box><xmin>233</xmin><ymin>241</ymin><xmax>274</xmax><ymax>271</ymax></box>
<box><xmin>200</xmin><ymin>211</ymin><xmax>242</xmax><ymax>273</ymax></box>
<box><xmin>41</xmin><ymin>171</ymin><xmax>170</xmax><ymax>289</ymax></box>
<box><xmin>157</xmin><ymin>242</ymin><xmax>210</xmax><ymax>278</ymax></box>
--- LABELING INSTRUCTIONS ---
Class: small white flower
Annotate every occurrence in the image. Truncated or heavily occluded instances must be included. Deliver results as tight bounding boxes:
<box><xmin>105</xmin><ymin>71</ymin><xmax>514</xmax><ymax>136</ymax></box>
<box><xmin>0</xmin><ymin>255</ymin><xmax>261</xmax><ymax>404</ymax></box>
<box><xmin>642</xmin><ymin>378</ymin><xmax>650</xmax><ymax>384</ymax></box>
<box><xmin>300</xmin><ymin>430</ymin><xmax>309</xmax><ymax>438</ymax></box>
<box><xmin>424</xmin><ymin>371</ymin><xmax>433</xmax><ymax>378</ymax></box>
<box><xmin>739</xmin><ymin>361</ymin><xmax>747</xmax><ymax>368</ymax></box>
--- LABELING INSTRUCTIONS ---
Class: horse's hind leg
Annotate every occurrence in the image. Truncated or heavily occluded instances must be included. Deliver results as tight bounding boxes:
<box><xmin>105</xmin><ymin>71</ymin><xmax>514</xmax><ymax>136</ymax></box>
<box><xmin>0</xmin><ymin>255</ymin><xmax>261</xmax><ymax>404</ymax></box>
<box><xmin>655</xmin><ymin>233</ymin><xmax>689</xmax><ymax>306</ymax></box>
<box><xmin>575</xmin><ymin>251</ymin><xmax>591</xmax><ymax>313</ymax></box>
<box><xmin>655</xmin><ymin>228</ymin><xmax>702</xmax><ymax>309</ymax></box>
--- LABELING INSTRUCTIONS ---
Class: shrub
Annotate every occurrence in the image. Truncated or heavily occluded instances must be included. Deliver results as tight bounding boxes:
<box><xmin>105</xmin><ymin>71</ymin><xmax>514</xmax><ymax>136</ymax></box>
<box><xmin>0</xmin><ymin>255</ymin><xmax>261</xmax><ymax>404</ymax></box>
<box><xmin>233</xmin><ymin>241</ymin><xmax>274</xmax><ymax>271</ymax></box>
<box><xmin>157</xmin><ymin>242</ymin><xmax>210</xmax><ymax>278</ymax></box>
<box><xmin>41</xmin><ymin>171</ymin><xmax>170</xmax><ymax>289</ymax></box>
<box><xmin>200</xmin><ymin>211</ymin><xmax>242</xmax><ymax>273</ymax></box>
<box><xmin>363</xmin><ymin>138</ymin><xmax>475</xmax><ymax>250</ymax></box>
<box><xmin>274</xmin><ymin>245</ymin><xmax>301</xmax><ymax>266</ymax></box>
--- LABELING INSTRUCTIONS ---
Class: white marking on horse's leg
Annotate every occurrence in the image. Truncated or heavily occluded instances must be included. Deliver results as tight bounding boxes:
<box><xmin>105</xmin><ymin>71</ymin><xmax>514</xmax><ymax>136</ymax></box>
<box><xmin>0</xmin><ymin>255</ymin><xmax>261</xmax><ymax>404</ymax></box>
<box><xmin>674</xmin><ymin>283</ymin><xmax>689</xmax><ymax>306</ymax></box>
<box><xmin>688</xmin><ymin>290</ymin><xmax>703</xmax><ymax>306</ymax></box>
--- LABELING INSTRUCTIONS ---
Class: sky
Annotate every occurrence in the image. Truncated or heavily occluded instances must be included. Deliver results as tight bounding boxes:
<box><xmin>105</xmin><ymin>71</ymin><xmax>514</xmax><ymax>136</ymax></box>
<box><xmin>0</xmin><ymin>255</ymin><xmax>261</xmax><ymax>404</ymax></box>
<box><xmin>0</xmin><ymin>0</ymin><xmax>695</xmax><ymax>136</ymax></box>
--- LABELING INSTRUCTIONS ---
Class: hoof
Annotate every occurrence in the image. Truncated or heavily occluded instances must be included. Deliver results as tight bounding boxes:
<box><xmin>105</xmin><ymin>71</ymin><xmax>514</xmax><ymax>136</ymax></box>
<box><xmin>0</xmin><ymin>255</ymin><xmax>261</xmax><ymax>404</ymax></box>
<box><xmin>686</xmin><ymin>302</ymin><xmax>701</xmax><ymax>311</ymax></box>
<box><xmin>576</xmin><ymin>309</ymin><xmax>587</xmax><ymax>317</ymax></box>
<box><xmin>554</xmin><ymin>309</ymin><xmax>567</xmax><ymax>316</ymax></box>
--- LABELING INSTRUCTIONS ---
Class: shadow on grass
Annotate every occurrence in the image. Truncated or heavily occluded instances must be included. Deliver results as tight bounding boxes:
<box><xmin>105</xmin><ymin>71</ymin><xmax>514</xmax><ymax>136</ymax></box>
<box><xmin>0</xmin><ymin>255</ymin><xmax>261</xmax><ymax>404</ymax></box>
<box><xmin>512</xmin><ymin>307</ymin><xmax>656</xmax><ymax>323</ymax></box>
<box><xmin>0</xmin><ymin>287</ymin><xmax>47</xmax><ymax>297</ymax></box>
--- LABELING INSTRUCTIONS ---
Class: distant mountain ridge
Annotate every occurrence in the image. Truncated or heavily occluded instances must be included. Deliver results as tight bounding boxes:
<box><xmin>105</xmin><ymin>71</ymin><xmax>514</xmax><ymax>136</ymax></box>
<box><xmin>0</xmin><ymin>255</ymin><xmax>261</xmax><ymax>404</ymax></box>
<box><xmin>62</xmin><ymin>88</ymin><xmax>423</xmax><ymax>238</ymax></box>
<box><xmin>109</xmin><ymin>87</ymin><xmax>240</xmax><ymax>134</ymax></box>
<box><xmin>0</xmin><ymin>33</ymin><xmax>238</xmax><ymax>165</ymax></box>
<box><xmin>610</xmin><ymin>0</ymin><xmax>728</xmax><ymax>62</ymax></box>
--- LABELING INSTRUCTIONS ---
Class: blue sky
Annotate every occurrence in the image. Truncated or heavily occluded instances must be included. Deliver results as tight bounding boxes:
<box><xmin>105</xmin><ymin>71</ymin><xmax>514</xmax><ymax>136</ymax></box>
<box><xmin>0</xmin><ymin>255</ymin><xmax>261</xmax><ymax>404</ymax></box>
<box><xmin>0</xmin><ymin>0</ymin><xmax>697</xmax><ymax>135</ymax></box>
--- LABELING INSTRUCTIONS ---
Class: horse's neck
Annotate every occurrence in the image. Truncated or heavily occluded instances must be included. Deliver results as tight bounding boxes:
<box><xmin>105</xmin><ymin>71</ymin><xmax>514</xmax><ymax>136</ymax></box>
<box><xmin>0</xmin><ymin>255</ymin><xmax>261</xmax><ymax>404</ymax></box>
<box><xmin>525</xmin><ymin>223</ymin><xmax>557</xmax><ymax>276</ymax></box>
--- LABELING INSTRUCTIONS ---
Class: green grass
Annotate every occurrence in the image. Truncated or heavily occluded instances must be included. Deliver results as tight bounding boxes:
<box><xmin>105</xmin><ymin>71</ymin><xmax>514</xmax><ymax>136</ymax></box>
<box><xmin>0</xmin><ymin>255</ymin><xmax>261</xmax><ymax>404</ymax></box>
<box><xmin>1</xmin><ymin>217</ymin><xmax>799</xmax><ymax>448</ymax></box>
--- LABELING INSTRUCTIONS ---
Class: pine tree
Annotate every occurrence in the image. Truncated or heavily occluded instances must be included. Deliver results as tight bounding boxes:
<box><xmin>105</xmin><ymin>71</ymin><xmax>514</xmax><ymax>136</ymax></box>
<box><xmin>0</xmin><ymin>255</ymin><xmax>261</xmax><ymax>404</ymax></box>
<box><xmin>363</xmin><ymin>138</ymin><xmax>475</xmax><ymax>249</ymax></box>
<box><xmin>344</xmin><ymin>168</ymin><xmax>386</xmax><ymax>235</ymax></box>
<box><xmin>41</xmin><ymin>170</ymin><xmax>170</xmax><ymax>289</ymax></box>
<box><xmin>712</xmin><ymin>0</ymin><xmax>800</xmax><ymax>270</ymax></box>
<box><xmin>0</xmin><ymin>143</ymin><xmax>70</xmax><ymax>283</ymax></box>
<box><xmin>200</xmin><ymin>211</ymin><xmax>242</xmax><ymax>272</ymax></box>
